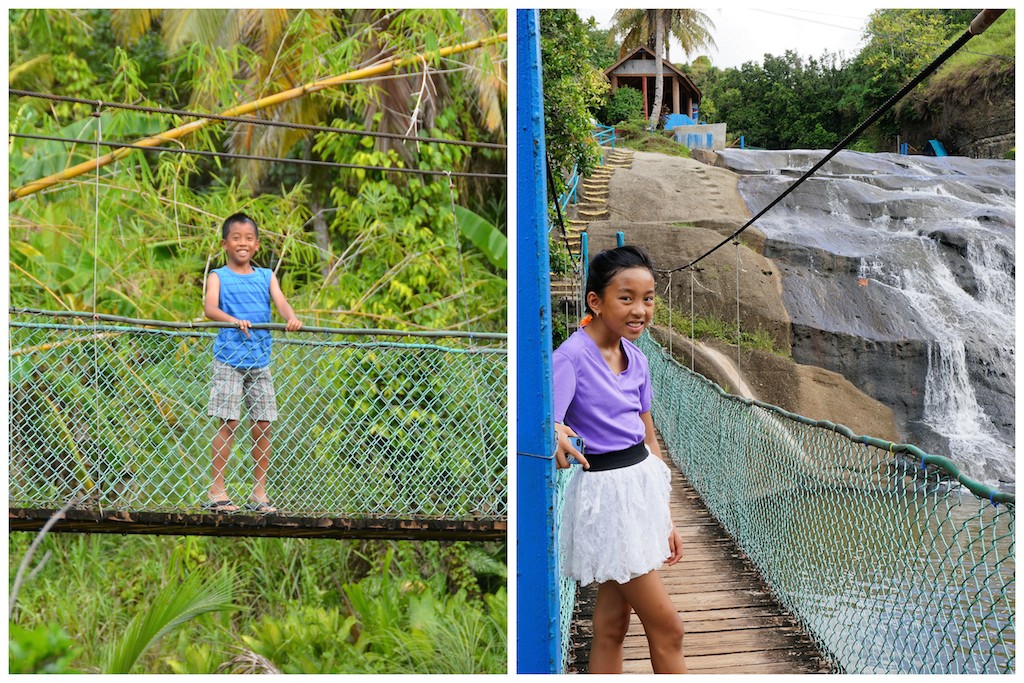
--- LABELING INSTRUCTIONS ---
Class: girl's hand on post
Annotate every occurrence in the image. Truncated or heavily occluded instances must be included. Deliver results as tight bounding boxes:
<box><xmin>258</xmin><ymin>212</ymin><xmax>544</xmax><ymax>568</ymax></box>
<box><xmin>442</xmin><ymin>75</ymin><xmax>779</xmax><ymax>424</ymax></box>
<box><xmin>554</xmin><ymin>422</ymin><xmax>588</xmax><ymax>470</ymax></box>
<box><xmin>666</xmin><ymin>524</ymin><xmax>683</xmax><ymax>565</ymax></box>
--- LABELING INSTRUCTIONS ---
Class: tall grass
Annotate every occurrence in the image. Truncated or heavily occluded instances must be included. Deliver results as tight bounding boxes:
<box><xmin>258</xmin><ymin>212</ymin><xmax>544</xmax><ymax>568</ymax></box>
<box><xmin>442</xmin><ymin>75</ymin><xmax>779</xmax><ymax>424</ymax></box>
<box><xmin>654</xmin><ymin>296</ymin><xmax>783</xmax><ymax>355</ymax></box>
<box><xmin>9</xmin><ymin>533</ymin><xmax>506</xmax><ymax>673</ymax></box>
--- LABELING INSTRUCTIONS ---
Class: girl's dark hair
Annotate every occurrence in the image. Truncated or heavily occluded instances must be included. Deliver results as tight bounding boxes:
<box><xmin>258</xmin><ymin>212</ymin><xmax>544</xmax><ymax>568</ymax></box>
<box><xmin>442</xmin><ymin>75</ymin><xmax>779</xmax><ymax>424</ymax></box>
<box><xmin>221</xmin><ymin>212</ymin><xmax>258</xmax><ymax>239</ymax></box>
<box><xmin>584</xmin><ymin>245</ymin><xmax>656</xmax><ymax>313</ymax></box>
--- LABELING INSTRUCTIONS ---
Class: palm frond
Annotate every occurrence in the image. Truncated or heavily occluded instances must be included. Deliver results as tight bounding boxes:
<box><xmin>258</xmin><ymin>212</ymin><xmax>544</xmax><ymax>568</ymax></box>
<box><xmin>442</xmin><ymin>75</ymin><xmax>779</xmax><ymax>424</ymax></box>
<box><xmin>102</xmin><ymin>566</ymin><xmax>237</xmax><ymax>674</ymax></box>
<box><xmin>110</xmin><ymin>9</ymin><xmax>163</xmax><ymax>46</ymax></box>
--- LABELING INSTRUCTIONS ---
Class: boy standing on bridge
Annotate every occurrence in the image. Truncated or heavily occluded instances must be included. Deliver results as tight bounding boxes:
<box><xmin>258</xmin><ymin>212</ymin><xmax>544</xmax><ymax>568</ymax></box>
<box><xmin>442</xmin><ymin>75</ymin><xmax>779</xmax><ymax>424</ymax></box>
<box><xmin>203</xmin><ymin>213</ymin><xmax>302</xmax><ymax>513</ymax></box>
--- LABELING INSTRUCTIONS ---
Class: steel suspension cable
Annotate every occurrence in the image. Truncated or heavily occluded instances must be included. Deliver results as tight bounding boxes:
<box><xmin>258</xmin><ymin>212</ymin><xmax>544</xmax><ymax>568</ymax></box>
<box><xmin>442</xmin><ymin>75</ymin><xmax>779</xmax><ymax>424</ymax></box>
<box><xmin>9</xmin><ymin>133</ymin><xmax>505</xmax><ymax>180</ymax></box>
<box><xmin>10</xmin><ymin>32</ymin><xmax>507</xmax><ymax>200</ymax></box>
<box><xmin>9</xmin><ymin>89</ymin><xmax>505</xmax><ymax>150</ymax></box>
<box><xmin>658</xmin><ymin>9</ymin><xmax>1005</xmax><ymax>276</ymax></box>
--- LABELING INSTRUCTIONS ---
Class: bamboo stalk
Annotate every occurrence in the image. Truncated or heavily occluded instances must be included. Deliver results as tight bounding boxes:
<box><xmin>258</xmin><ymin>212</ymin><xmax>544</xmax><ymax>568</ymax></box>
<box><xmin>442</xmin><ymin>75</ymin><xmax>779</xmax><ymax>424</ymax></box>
<box><xmin>10</xmin><ymin>34</ymin><xmax>507</xmax><ymax>201</ymax></box>
<box><xmin>10</xmin><ymin>331</ymin><xmax>120</xmax><ymax>357</ymax></box>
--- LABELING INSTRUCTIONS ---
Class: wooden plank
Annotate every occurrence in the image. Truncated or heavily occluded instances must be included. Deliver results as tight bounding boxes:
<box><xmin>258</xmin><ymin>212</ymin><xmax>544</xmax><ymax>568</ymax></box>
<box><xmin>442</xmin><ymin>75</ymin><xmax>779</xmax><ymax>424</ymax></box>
<box><xmin>9</xmin><ymin>507</ymin><xmax>507</xmax><ymax>541</ymax></box>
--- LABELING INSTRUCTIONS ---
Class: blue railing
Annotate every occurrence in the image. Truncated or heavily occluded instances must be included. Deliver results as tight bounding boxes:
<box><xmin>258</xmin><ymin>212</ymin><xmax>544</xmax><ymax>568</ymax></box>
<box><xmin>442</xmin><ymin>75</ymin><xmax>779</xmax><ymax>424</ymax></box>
<box><xmin>593</xmin><ymin>124</ymin><xmax>616</xmax><ymax>149</ymax></box>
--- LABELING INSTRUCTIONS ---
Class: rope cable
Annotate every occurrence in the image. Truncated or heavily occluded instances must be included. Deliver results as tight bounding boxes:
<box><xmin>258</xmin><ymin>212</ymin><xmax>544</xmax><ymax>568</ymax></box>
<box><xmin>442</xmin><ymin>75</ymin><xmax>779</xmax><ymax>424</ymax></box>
<box><xmin>690</xmin><ymin>270</ymin><xmax>695</xmax><ymax>371</ymax></box>
<box><xmin>8</xmin><ymin>133</ymin><xmax>505</xmax><ymax>179</ymax></box>
<box><xmin>658</xmin><ymin>23</ymin><xmax>981</xmax><ymax>276</ymax></box>
<box><xmin>545</xmin><ymin>153</ymin><xmax>576</xmax><ymax>265</ymax></box>
<box><xmin>8</xmin><ymin>89</ymin><xmax>505</xmax><ymax>150</ymax></box>
<box><xmin>91</xmin><ymin>103</ymin><xmax>102</xmax><ymax>496</ymax></box>
<box><xmin>734</xmin><ymin>240</ymin><xmax>741</xmax><ymax>379</ymax></box>
<box><xmin>445</xmin><ymin>171</ymin><xmax>490</xmax><ymax>464</ymax></box>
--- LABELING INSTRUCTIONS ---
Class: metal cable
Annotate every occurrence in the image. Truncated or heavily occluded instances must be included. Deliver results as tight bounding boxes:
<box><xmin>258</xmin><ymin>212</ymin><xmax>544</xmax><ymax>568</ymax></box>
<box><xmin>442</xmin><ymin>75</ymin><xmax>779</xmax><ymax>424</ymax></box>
<box><xmin>9</xmin><ymin>88</ymin><xmax>505</xmax><ymax>150</ymax></box>
<box><xmin>9</xmin><ymin>133</ymin><xmax>505</xmax><ymax>179</ymax></box>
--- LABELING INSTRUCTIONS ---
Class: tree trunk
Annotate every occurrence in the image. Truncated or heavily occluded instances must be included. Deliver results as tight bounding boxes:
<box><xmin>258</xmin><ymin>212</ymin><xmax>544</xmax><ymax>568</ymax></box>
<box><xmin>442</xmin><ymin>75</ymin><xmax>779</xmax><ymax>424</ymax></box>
<box><xmin>649</xmin><ymin>10</ymin><xmax>665</xmax><ymax>131</ymax></box>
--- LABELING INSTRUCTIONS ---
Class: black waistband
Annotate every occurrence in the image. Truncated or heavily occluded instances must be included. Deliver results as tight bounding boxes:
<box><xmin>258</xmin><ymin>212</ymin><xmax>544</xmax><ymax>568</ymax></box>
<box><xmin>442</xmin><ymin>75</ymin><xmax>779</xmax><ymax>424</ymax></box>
<box><xmin>585</xmin><ymin>441</ymin><xmax>648</xmax><ymax>472</ymax></box>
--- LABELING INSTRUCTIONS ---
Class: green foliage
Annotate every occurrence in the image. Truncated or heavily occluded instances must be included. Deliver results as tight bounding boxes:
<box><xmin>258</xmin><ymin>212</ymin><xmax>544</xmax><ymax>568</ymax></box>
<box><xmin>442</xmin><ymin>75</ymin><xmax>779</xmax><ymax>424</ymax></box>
<box><xmin>703</xmin><ymin>50</ymin><xmax>854</xmax><ymax>150</ymax></box>
<box><xmin>597</xmin><ymin>86</ymin><xmax>645</xmax><ymax>127</ymax></box>
<box><xmin>654</xmin><ymin>297</ymin><xmax>781</xmax><ymax>355</ymax></box>
<box><xmin>454</xmin><ymin>205</ymin><xmax>507</xmax><ymax>270</ymax></box>
<box><xmin>582</xmin><ymin>22</ymin><xmax>621</xmax><ymax>70</ymax></box>
<box><xmin>9</xmin><ymin>622</ymin><xmax>81</xmax><ymax>674</ymax></box>
<box><xmin>102</xmin><ymin>566</ymin><xmax>237</xmax><ymax>673</ymax></box>
<box><xmin>9</xmin><ymin>534</ymin><xmax>507</xmax><ymax>674</ymax></box>
<box><xmin>10</xmin><ymin>9</ymin><xmax>507</xmax><ymax>332</ymax></box>
<box><xmin>614</xmin><ymin>122</ymin><xmax>691</xmax><ymax>157</ymax></box>
<box><xmin>693</xmin><ymin>10</ymin><xmax>1012</xmax><ymax>152</ymax></box>
<box><xmin>539</xmin><ymin>9</ymin><xmax>607</xmax><ymax>194</ymax></box>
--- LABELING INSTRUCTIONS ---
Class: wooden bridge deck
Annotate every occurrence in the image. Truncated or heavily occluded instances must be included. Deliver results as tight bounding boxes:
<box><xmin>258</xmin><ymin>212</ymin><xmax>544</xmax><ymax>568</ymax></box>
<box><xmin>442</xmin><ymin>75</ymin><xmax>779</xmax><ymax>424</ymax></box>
<box><xmin>568</xmin><ymin>437</ymin><xmax>830</xmax><ymax>674</ymax></box>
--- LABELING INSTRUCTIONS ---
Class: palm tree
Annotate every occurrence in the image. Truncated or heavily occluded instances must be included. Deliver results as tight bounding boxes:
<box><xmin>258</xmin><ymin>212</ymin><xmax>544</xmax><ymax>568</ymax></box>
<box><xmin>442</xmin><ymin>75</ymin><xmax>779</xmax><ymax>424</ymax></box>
<box><xmin>609</xmin><ymin>9</ymin><xmax>716</xmax><ymax>129</ymax></box>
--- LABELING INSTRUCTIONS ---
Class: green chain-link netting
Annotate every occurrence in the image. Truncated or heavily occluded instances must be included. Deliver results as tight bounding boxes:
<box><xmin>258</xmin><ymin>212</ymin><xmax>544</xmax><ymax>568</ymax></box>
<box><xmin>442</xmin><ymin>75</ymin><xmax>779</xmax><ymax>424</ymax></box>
<box><xmin>9</xmin><ymin>310</ymin><xmax>506</xmax><ymax>520</ymax></box>
<box><xmin>639</xmin><ymin>333</ymin><xmax>1014</xmax><ymax>674</ymax></box>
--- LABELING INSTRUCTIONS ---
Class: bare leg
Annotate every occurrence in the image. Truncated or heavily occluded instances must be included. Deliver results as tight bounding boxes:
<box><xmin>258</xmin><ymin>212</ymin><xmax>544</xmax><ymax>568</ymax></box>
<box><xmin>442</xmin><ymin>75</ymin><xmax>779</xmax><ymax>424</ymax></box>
<box><xmin>251</xmin><ymin>420</ymin><xmax>272</xmax><ymax>504</ymax></box>
<box><xmin>615</xmin><ymin>570</ymin><xmax>686</xmax><ymax>673</ymax></box>
<box><xmin>209</xmin><ymin>419</ymin><xmax>239</xmax><ymax>510</ymax></box>
<box><xmin>589</xmin><ymin>580</ymin><xmax>633</xmax><ymax>673</ymax></box>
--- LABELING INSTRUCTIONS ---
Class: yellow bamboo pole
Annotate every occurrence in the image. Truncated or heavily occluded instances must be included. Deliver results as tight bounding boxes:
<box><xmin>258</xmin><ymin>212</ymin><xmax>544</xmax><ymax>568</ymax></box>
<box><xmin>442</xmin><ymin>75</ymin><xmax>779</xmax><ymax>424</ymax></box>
<box><xmin>11</xmin><ymin>33</ymin><xmax>507</xmax><ymax>201</ymax></box>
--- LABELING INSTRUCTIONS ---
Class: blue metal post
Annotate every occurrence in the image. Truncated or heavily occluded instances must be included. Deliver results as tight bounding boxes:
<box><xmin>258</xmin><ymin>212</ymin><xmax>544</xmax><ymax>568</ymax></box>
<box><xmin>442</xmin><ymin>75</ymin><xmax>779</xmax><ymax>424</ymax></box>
<box><xmin>516</xmin><ymin>9</ymin><xmax>561</xmax><ymax>674</ymax></box>
<box><xmin>616</xmin><ymin>231</ymin><xmax>625</xmax><ymax>248</ymax></box>
<box><xmin>740</xmin><ymin>135</ymin><xmax>745</xmax><ymax>150</ymax></box>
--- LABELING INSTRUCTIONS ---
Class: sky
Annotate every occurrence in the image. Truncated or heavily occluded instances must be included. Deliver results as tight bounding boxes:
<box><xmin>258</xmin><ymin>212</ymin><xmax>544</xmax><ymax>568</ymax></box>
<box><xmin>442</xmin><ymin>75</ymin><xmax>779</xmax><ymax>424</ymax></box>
<box><xmin>581</xmin><ymin>7</ymin><xmax>876</xmax><ymax>69</ymax></box>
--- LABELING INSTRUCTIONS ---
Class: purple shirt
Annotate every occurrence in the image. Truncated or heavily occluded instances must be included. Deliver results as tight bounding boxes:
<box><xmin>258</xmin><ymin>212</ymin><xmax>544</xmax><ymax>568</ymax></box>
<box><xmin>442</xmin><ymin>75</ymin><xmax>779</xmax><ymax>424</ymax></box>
<box><xmin>553</xmin><ymin>328</ymin><xmax>652</xmax><ymax>454</ymax></box>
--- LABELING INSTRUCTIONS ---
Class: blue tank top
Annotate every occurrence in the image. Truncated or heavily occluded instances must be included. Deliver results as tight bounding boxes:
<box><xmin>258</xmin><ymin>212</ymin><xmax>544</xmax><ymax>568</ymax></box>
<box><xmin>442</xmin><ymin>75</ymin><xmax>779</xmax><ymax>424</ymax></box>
<box><xmin>212</xmin><ymin>266</ymin><xmax>273</xmax><ymax>368</ymax></box>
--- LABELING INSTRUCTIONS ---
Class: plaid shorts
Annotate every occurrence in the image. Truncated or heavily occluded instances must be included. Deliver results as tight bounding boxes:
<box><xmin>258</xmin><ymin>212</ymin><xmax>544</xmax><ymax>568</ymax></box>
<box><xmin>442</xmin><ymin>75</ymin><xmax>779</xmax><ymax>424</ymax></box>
<box><xmin>208</xmin><ymin>359</ymin><xmax>278</xmax><ymax>422</ymax></box>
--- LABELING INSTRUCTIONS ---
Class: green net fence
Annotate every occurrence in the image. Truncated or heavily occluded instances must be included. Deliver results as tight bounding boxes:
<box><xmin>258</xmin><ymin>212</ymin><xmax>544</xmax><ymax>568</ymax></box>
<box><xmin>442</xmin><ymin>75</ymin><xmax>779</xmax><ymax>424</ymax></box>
<box><xmin>9</xmin><ymin>309</ymin><xmax>507</xmax><ymax>521</ymax></box>
<box><xmin>639</xmin><ymin>332</ymin><xmax>1014</xmax><ymax>674</ymax></box>
<box><xmin>555</xmin><ymin>466</ymin><xmax>577</xmax><ymax>670</ymax></box>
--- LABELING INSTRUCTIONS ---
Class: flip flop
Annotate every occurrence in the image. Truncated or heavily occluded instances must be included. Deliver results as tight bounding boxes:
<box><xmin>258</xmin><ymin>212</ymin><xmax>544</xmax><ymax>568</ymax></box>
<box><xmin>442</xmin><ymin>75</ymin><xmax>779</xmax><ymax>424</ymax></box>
<box><xmin>245</xmin><ymin>501</ymin><xmax>277</xmax><ymax>513</ymax></box>
<box><xmin>202</xmin><ymin>499</ymin><xmax>238</xmax><ymax>512</ymax></box>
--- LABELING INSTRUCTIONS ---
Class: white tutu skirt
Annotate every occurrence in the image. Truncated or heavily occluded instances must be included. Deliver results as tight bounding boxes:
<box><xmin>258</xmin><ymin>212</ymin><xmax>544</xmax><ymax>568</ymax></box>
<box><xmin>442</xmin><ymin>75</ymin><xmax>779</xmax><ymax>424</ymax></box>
<box><xmin>560</xmin><ymin>447</ymin><xmax>673</xmax><ymax>586</ymax></box>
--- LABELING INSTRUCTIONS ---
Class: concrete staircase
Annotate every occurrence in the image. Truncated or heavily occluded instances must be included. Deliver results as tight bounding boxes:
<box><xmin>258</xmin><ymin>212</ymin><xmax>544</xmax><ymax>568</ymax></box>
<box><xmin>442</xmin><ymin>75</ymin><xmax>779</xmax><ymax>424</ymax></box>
<box><xmin>550</xmin><ymin>148</ymin><xmax>635</xmax><ymax>323</ymax></box>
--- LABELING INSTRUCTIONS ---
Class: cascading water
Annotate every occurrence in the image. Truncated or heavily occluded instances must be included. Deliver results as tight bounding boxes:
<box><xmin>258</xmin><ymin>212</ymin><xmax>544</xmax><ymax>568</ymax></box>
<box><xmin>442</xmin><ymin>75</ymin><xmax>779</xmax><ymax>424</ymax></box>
<box><xmin>717</xmin><ymin>149</ymin><xmax>1014</xmax><ymax>487</ymax></box>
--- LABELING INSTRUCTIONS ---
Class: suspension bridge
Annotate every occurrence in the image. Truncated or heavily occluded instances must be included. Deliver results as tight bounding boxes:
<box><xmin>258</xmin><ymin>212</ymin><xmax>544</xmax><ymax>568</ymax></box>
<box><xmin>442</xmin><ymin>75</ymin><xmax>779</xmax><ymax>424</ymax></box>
<box><xmin>518</xmin><ymin>8</ymin><xmax>1014</xmax><ymax>675</ymax></box>
<box><xmin>9</xmin><ymin>309</ymin><xmax>507</xmax><ymax>540</ymax></box>
<box><xmin>9</xmin><ymin>30</ymin><xmax>510</xmax><ymax>544</ymax></box>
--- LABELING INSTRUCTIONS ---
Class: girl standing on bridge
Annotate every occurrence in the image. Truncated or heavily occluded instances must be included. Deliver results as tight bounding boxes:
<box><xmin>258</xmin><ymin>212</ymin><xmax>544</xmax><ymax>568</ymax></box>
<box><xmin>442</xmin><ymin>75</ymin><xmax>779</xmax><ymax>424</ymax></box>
<box><xmin>554</xmin><ymin>245</ymin><xmax>686</xmax><ymax>673</ymax></box>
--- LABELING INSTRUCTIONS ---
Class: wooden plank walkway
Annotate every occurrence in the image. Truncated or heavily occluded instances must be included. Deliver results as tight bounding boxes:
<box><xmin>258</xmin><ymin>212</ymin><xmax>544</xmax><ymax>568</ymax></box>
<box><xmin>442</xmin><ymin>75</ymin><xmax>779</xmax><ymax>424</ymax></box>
<box><xmin>568</xmin><ymin>437</ymin><xmax>830</xmax><ymax>674</ymax></box>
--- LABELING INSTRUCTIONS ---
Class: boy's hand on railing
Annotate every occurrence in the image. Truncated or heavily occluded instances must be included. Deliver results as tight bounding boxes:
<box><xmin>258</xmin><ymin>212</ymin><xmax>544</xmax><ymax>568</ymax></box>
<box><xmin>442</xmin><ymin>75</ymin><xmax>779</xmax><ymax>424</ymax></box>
<box><xmin>234</xmin><ymin>318</ymin><xmax>252</xmax><ymax>338</ymax></box>
<box><xmin>285</xmin><ymin>317</ymin><xmax>303</xmax><ymax>332</ymax></box>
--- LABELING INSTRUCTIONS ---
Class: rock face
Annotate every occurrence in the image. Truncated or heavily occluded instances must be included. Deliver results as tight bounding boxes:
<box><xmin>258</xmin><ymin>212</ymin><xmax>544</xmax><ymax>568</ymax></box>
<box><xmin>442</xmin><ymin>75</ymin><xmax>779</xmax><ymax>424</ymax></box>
<box><xmin>584</xmin><ymin>150</ymin><xmax>902</xmax><ymax>448</ymax></box>
<box><xmin>716</xmin><ymin>149</ymin><xmax>1014</xmax><ymax>486</ymax></box>
<box><xmin>650</xmin><ymin>327</ymin><xmax>901</xmax><ymax>445</ymax></box>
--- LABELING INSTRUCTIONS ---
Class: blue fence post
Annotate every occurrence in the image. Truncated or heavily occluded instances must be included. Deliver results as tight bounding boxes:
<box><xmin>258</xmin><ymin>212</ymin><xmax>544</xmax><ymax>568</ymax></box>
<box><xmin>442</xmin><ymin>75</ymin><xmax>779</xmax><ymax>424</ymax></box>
<box><xmin>740</xmin><ymin>135</ymin><xmax>745</xmax><ymax>150</ymax></box>
<box><xmin>616</xmin><ymin>231</ymin><xmax>624</xmax><ymax>248</ymax></box>
<box><xmin>516</xmin><ymin>9</ymin><xmax>560</xmax><ymax>674</ymax></box>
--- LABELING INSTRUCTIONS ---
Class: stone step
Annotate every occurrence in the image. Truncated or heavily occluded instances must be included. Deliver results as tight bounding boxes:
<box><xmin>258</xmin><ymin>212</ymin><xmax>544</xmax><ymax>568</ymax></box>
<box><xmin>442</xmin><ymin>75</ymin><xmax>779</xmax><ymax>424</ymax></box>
<box><xmin>578</xmin><ymin>207</ymin><xmax>610</xmax><ymax>220</ymax></box>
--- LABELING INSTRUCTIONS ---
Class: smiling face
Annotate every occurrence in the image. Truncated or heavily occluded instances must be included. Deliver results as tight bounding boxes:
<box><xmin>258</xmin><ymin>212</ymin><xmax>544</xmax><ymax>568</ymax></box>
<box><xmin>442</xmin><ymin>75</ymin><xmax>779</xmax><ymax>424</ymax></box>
<box><xmin>222</xmin><ymin>220</ymin><xmax>259</xmax><ymax>269</ymax></box>
<box><xmin>587</xmin><ymin>266</ymin><xmax>656</xmax><ymax>341</ymax></box>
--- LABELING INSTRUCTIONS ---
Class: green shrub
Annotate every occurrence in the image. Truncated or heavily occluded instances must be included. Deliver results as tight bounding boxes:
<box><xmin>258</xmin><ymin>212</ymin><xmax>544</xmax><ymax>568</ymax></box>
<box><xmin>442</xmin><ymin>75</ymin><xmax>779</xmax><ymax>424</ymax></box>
<box><xmin>597</xmin><ymin>86</ymin><xmax>645</xmax><ymax>127</ymax></box>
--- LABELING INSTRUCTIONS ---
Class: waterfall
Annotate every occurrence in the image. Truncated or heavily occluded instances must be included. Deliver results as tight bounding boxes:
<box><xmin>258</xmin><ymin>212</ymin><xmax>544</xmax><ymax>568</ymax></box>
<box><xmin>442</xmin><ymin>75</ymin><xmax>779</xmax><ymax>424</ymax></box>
<box><xmin>719</xmin><ymin>149</ymin><xmax>1015</xmax><ymax>486</ymax></box>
